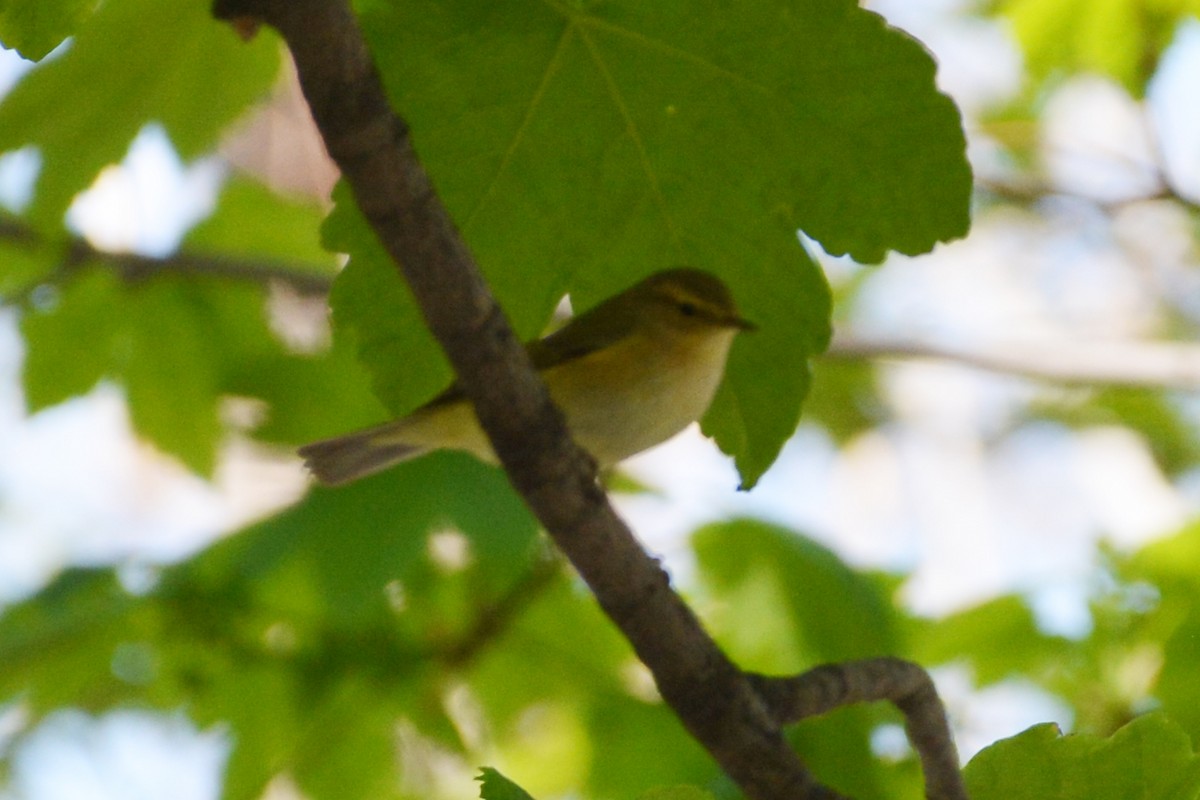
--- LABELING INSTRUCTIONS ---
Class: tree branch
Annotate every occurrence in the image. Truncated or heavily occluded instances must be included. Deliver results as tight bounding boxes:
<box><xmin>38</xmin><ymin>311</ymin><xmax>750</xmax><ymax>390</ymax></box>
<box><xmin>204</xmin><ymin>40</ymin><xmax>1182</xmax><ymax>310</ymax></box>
<box><xmin>209</xmin><ymin>1</ymin><xmax>851</xmax><ymax>798</ymax></box>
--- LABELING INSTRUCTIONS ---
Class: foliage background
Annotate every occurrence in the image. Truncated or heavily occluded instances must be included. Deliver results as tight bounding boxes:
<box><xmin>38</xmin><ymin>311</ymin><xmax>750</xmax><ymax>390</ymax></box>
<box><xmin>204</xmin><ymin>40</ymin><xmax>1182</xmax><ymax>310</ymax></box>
<box><xmin>2</xmin><ymin>0</ymin><xmax>1200</xmax><ymax>799</ymax></box>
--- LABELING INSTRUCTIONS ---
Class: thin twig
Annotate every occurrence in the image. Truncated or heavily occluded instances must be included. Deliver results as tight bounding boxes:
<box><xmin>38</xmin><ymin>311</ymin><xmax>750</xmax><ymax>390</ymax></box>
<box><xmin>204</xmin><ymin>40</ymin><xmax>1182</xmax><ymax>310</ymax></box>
<box><xmin>437</xmin><ymin>551</ymin><xmax>563</xmax><ymax>668</ymax></box>
<box><xmin>828</xmin><ymin>332</ymin><xmax>1200</xmax><ymax>390</ymax></box>
<box><xmin>0</xmin><ymin>216</ymin><xmax>335</xmax><ymax>306</ymax></box>
<box><xmin>750</xmin><ymin>658</ymin><xmax>966</xmax><ymax>800</ymax></box>
<box><xmin>9</xmin><ymin>220</ymin><xmax>1197</xmax><ymax>397</ymax></box>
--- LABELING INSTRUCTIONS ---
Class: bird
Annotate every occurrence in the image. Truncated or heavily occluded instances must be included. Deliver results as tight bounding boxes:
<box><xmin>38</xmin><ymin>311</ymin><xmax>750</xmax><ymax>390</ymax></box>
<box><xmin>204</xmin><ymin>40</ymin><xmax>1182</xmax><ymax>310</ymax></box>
<box><xmin>298</xmin><ymin>268</ymin><xmax>755</xmax><ymax>485</ymax></box>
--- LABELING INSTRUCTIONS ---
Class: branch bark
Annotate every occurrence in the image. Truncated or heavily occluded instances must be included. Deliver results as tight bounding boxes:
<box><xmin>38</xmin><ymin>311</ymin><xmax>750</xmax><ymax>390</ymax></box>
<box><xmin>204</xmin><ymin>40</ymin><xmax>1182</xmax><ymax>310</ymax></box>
<box><xmin>209</xmin><ymin>1</ymin><xmax>839</xmax><ymax>798</ymax></box>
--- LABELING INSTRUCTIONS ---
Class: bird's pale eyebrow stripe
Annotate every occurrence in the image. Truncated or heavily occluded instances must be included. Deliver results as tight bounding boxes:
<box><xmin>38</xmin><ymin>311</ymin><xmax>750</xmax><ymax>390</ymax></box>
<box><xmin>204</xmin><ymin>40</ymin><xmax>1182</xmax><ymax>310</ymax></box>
<box><xmin>663</xmin><ymin>286</ymin><xmax>724</xmax><ymax>314</ymax></box>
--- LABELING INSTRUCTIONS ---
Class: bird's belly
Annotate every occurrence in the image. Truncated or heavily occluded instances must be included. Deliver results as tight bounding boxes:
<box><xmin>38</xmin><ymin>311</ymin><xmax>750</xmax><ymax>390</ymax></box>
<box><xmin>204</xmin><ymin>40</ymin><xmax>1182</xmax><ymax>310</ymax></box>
<box><xmin>571</xmin><ymin>379</ymin><xmax>716</xmax><ymax>464</ymax></box>
<box><xmin>547</xmin><ymin>332</ymin><xmax>734</xmax><ymax>465</ymax></box>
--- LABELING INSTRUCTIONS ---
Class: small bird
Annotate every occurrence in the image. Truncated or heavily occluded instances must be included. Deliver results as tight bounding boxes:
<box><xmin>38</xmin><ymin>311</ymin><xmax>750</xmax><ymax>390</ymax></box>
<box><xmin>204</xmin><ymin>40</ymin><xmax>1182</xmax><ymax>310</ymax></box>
<box><xmin>299</xmin><ymin>268</ymin><xmax>755</xmax><ymax>485</ymax></box>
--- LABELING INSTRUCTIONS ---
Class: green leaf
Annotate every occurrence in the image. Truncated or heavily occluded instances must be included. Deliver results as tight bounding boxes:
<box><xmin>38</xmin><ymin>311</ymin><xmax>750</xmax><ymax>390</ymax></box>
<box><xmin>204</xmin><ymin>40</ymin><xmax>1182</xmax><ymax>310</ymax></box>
<box><xmin>995</xmin><ymin>0</ymin><xmax>1200</xmax><ymax>96</ymax></box>
<box><xmin>185</xmin><ymin>451</ymin><xmax>539</xmax><ymax>629</ymax></box>
<box><xmin>290</xmin><ymin>677</ymin><xmax>400</xmax><ymax>800</ymax></box>
<box><xmin>792</xmin><ymin>358</ymin><xmax>881</xmax><ymax>444</ymax></box>
<box><xmin>1031</xmin><ymin>388</ymin><xmax>1200</xmax><ymax>476</ymax></box>
<box><xmin>478</xmin><ymin>767</ymin><xmax>538</xmax><ymax>800</ymax></box>
<box><xmin>0</xmin><ymin>569</ymin><xmax>137</xmax><ymax>713</ymax></box>
<box><xmin>206</xmin><ymin>664</ymin><xmax>302</xmax><ymax>800</ymax></box>
<box><xmin>20</xmin><ymin>267</ymin><xmax>288</xmax><ymax>475</ymax></box>
<box><xmin>1123</xmin><ymin>524</ymin><xmax>1200</xmax><ymax>741</ymax></box>
<box><xmin>692</xmin><ymin>520</ymin><xmax>913</xmax><ymax>796</ymax></box>
<box><xmin>0</xmin><ymin>217</ymin><xmax>59</xmax><ymax>297</ymax></box>
<box><xmin>27</xmin><ymin>273</ymin><xmax>207</xmax><ymax>473</ymax></box>
<box><xmin>1151</xmin><ymin>612</ymin><xmax>1200</xmax><ymax>744</ymax></box>
<box><xmin>790</xmin><ymin>705</ymin><xmax>914</xmax><ymax>800</ymax></box>
<box><xmin>365</xmin><ymin>0</ymin><xmax>969</xmax><ymax>263</ymax></box>
<box><xmin>120</xmin><ymin>280</ymin><xmax>223</xmax><ymax>475</ymax></box>
<box><xmin>466</xmin><ymin>574</ymin><xmax>630</xmax><ymax>728</ymax></box>
<box><xmin>704</xmin><ymin>261</ymin><xmax>826</xmax><ymax>488</ymax></box>
<box><xmin>323</xmin><ymin>186</ymin><xmax>453</xmax><ymax>421</ymax></box>
<box><xmin>638</xmin><ymin>787</ymin><xmax>714</xmax><ymax>800</ymax></box>
<box><xmin>587</xmin><ymin>698</ymin><xmax>718</xmax><ymax>798</ymax></box>
<box><xmin>0</xmin><ymin>0</ymin><xmax>279</xmax><ymax>227</ymax></box>
<box><xmin>185</xmin><ymin>178</ymin><xmax>339</xmax><ymax>276</ymax></box>
<box><xmin>0</xmin><ymin>0</ymin><xmax>98</xmax><ymax>61</ymax></box>
<box><xmin>964</xmin><ymin>713</ymin><xmax>1200</xmax><ymax>800</ymax></box>
<box><xmin>330</xmin><ymin>0</ymin><xmax>971</xmax><ymax>488</ymax></box>
<box><xmin>227</xmin><ymin>338</ymin><xmax>386</xmax><ymax>446</ymax></box>
<box><xmin>693</xmin><ymin>518</ymin><xmax>899</xmax><ymax>670</ymax></box>
<box><xmin>19</xmin><ymin>267</ymin><xmax>116</xmax><ymax>409</ymax></box>
<box><xmin>0</xmin><ymin>457</ymin><xmax>543</xmax><ymax>797</ymax></box>
<box><xmin>909</xmin><ymin>595</ymin><xmax>1073</xmax><ymax>686</ymax></box>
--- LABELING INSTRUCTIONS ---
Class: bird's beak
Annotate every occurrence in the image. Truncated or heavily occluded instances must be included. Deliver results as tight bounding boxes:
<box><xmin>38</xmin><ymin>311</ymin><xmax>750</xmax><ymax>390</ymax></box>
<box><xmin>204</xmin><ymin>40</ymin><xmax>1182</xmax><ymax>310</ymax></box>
<box><xmin>729</xmin><ymin>315</ymin><xmax>757</xmax><ymax>332</ymax></box>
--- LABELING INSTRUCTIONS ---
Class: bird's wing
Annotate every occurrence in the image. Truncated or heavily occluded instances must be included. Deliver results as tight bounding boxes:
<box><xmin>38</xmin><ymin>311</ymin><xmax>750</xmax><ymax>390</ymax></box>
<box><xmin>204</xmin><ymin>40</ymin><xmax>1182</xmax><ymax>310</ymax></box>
<box><xmin>419</xmin><ymin>286</ymin><xmax>639</xmax><ymax>410</ymax></box>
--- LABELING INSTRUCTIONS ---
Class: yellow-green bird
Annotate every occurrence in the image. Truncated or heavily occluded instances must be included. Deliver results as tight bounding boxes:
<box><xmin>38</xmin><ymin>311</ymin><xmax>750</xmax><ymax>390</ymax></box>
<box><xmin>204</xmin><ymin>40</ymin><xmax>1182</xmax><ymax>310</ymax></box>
<box><xmin>299</xmin><ymin>268</ymin><xmax>755</xmax><ymax>485</ymax></box>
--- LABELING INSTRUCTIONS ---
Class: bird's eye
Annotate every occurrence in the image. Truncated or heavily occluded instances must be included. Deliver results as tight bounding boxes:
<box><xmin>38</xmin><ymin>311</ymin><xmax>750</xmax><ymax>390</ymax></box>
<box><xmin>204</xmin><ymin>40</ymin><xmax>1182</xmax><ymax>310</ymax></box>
<box><xmin>678</xmin><ymin>302</ymin><xmax>698</xmax><ymax>317</ymax></box>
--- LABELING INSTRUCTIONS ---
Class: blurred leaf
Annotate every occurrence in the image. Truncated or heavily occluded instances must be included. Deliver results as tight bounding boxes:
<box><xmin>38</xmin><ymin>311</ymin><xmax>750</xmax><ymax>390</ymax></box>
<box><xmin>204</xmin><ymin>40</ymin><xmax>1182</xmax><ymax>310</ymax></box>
<box><xmin>497</xmin><ymin>701</ymin><xmax>592</xmax><ymax>795</ymax></box>
<box><xmin>1127</xmin><ymin>521</ymin><xmax>1200</xmax><ymax>588</ymax></box>
<box><xmin>587</xmin><ymin>697</ymin><xmax>718</xmax><ymax>798</ymax></box>
<box><xmin>185</xmin><ymin>178</ymin><xmax>338</xmax><ymax>276</ymax></box>
<box><xmin>638</xmin><ymin>787</ymin><xmax>714</xmax><ymax>800</ymax></box>
<box><xmin>909</xmin><ymin>596</ymin><xmax>1073</xmax><ymax>686</ymax></box>
<box><xmin>964</xmin><ymin>712</ymin><xmax>1200</xmax><ymax>800</ymax></box>
<box><xmin>1031</xmin><ymin>387</ymin><xmax>1200</xmax><ymax>476</ymax></box>
<box><xmin>802</xmin><ymin>359</ymin><xmax>883</xmax><ymax>443</ymax></box>
<box><xmin>291</xmin><ymin>677</ymin><xmax>401</xmax><ymax>800</ymax></box>
<box><xmin>790</xmin><ymin>704</ymin><xmax>915</xmax><ymax>800</ymax></box>
<box><xmin>994</xmin><ymin>0</ymin><xmax>1199</xmax><ymax>96</ymax></box>
<box><xmin>185</xmin><ymin>451</ymin><xmax>539</xmax><ymax>629</ymax></box>
<box><xmin>0</xmin><ymin>219</ymin><xmax>58</xmax><ymax>297</ymax></box>
<box><xmin>467</xmin><ymin>574</ymin><xmax>629</xmax><ymax>729</ymax></box>
<box><xmin>691</xmin><ymin>520</ymin><xmax>924</xmax><ymax>796</ymax></box>
<box><xmin>198</xmin><ymin>662</ymin><xmax>303</xmax><ymax>800</ymax></box>
<box><xmin>466</xmin><ymin>573</ymin><xmax>722</xmax><ymax>797</ymax></box>
<box><xmin>974</xmin><ymin>109</ymin><xmax>1041</xmax><ymax>174</ymax></box>
<box><xmin>0</xmin><ymin>0</ymin><xmax>279</xmax><ymax>227</ymax></box>
<box><xmin>0</xmin><ymin>0</ymin><xmax>98</xmax><ymax>61</ymax></box>
<box><xmin>331</xmin><ymin>0</ymin><xmax>971</xmax><ymax>488</ymax></box>
<box><xmin>478</xmin><ymin>768</ymin><xmax>538</xmax><ymax>800</ymax></box>
<box><xmin>1153</xmin><ymin>612</ymin><xmax>1200</xmax><ymax>746</ymax></box>
<box><xmin>20</xmin><ymin>268</ymin><xmax>283</xmax><ymax>474</ymax></box>
<box><xmin>120</xmin><ymin>281</ymin><xmax>223</xmax><ymax>474</ymax></box>
<box><xmin>19</xmin><ymin>267</ymin><xmax>114</xmax><ymax>406</ymax></box>
<box><xmin>0</xmin><ymin>569</ymin><xmax>137</xmax><ymax>714</ymax></box>
<box><xmin>693</xmin><ymin>519</ymin><xmax>899</xmax><ymax>670</ymax></box>
<box><xmin>600</xmin><ymin>468</ymin><xmax>663</xmax><ymax>496</ymax></box>
<box><xmin>1123</xmin><ymin>523</ymin><xmax>1200</xmax><ymax>742</ymax></box>
<box><xmin>229</xmin><ymin>336</ymin><xmax>386</xmax><ymax>446</ymax></box>
<box><xmin>159</xmin><ymin>454</ymin><xmax>544</xmax><ymax>798</ymax></box>
<box><xmin>0</xmin><ymin>454</ymin><xmax>542</xmax><ymax>799</ymax></box>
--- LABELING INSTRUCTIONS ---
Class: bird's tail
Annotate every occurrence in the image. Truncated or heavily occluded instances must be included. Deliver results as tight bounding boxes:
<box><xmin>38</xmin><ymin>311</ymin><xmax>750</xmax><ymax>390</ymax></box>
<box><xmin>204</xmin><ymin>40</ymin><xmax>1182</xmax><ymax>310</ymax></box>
<box><xmin>298</xmin><ymin>423</ymin><xmax>424</xmax><ymax>486</ymax></box>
